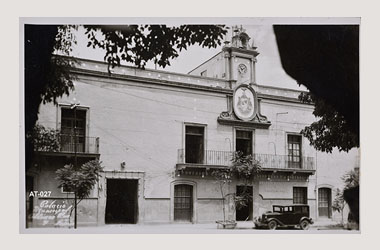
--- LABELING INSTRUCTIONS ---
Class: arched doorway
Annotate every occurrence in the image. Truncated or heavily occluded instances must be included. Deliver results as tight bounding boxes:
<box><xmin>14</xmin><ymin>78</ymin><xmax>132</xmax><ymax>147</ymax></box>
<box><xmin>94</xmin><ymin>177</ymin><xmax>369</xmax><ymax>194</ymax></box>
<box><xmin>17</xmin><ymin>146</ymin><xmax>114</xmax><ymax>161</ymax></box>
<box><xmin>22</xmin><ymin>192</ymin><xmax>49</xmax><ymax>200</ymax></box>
<box><xmin>318</xmin><ymin>188</ymin><xmax>332</xmax><ymax>218</ymax></box>
<box><xmin>174</xmin><ymin>184</ymin><xmax>193</xmax><ymax>222</ymax></box>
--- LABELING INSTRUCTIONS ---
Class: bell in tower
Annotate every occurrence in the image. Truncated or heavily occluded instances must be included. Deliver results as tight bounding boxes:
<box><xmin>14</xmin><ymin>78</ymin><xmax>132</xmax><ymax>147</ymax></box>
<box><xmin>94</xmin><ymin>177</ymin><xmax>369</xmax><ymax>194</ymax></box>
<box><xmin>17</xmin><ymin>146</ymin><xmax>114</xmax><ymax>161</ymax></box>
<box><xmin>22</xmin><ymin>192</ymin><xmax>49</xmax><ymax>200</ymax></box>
<box><xmin>231</xmin><ymin>25</ymin><xmax>254</xmax><ymax>50</ymax></box>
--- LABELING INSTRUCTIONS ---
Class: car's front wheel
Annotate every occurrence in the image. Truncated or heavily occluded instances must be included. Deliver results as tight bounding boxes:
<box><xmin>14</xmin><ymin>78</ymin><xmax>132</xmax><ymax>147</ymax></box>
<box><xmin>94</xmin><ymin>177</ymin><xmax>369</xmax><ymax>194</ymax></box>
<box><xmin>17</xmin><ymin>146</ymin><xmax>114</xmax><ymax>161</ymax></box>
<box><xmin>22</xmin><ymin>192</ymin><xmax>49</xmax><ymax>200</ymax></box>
<box><xmin>268</xmin><ymin>220</ymin><xmax>277</xmax><ymax>230</ymax></box>
<box><xmin>300</xmin><ymin>220</ymin><xmax>310</xmax><ymax>230</ymax></box>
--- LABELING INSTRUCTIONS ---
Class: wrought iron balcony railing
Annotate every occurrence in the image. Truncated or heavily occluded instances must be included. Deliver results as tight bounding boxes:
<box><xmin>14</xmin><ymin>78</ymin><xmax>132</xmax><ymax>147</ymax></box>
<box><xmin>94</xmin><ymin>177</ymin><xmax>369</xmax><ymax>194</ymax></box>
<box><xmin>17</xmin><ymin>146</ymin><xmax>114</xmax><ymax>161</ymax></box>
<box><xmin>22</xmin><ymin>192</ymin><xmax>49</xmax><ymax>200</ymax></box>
<box><xmin>177</xmin><ymin>149</ymin><xmax>314</xmax><ymax>170</ymax></box>
<box><xmin>36</xmin><ymin>135</ymin><xmax>99</xmax><ymax>154</ymax></box>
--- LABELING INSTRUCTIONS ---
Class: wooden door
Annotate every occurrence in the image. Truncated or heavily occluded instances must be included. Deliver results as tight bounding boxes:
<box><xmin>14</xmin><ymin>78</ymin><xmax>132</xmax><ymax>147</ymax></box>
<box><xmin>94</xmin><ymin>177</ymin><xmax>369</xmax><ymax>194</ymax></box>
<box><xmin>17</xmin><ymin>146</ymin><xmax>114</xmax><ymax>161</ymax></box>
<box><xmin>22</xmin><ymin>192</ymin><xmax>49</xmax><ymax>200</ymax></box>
<box><xmin>174</xmin><ymin>184</ymin><xmax>193</xmax><ymax>222</ymax></box>
<box><xmin>318</xmin><ymin>188</ymin><xmax>331</xmax><ymax>218</ymax></box>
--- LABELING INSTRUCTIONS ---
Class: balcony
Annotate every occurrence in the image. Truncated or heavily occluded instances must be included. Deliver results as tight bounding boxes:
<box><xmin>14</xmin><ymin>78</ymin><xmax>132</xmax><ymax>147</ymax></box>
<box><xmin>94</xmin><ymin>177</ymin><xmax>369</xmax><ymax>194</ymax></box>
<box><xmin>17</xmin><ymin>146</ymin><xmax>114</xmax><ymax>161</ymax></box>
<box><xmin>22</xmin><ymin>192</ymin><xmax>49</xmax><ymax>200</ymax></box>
<box><xmin>176</xmin><ymin>149</ymin><xmax>315</xmax><ymax>173</ymax></box>
<box><xmin>35</xmin><ymin>135</ymin><xmax>100</xmax><ymax>155</ymax></box>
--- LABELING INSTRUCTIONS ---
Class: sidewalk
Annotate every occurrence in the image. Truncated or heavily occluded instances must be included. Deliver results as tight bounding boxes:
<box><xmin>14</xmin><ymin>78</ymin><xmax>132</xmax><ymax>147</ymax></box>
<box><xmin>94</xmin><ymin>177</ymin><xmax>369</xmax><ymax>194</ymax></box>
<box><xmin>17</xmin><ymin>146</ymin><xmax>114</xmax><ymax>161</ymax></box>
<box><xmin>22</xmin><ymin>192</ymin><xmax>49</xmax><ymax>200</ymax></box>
<box><xmin>311</xmin><ymin>220</ymin><xmax>344</xmax><ymax>230</ymax></box>
<box><xmin>23</xmin><ymin>220</ymin><xmax>356</xmax><ymax>233</ymax></box>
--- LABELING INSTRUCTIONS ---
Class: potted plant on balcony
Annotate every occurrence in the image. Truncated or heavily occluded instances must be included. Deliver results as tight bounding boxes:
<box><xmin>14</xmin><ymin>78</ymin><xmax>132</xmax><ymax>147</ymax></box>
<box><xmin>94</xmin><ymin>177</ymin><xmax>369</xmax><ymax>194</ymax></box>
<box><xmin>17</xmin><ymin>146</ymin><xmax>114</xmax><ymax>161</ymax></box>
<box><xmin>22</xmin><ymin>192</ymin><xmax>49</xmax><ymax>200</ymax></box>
<box><xmin>27</xmin><ymin>123</ymin><xmax>61</xmax><ymax>152</ymax></box>
<box><xmin>213</xmin><ymin>152</ymin><xmax>262</xmax><ymax>229</ymax></box>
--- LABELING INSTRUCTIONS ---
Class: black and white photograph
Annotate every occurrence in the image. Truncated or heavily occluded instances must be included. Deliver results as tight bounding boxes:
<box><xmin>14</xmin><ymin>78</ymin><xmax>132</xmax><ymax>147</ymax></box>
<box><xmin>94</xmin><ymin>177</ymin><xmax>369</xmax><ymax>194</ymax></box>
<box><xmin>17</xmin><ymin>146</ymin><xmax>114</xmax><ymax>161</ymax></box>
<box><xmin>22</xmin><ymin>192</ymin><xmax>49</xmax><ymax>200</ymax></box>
<box><xmin>20</xmin><ymin>17</ymin><xmax>360</xmax><ymax>234</ymax></box>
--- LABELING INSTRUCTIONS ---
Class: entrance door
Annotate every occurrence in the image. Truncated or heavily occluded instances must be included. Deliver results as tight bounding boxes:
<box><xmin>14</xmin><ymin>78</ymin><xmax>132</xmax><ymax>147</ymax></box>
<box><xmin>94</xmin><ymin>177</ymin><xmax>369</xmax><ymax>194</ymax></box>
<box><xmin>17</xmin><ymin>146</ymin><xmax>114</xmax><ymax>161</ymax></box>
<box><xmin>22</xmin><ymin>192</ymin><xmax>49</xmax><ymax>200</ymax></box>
<box><xmin>105</xmin><ymin>179</ymin><xmax>138</xmax><ymax>224</ymax></box>
<box><xmin>318</xmin><ymin>188</ymin><xmax>331</xmax><ymax>218</ymax></box>
<box><xmin>174</xmin><ymin>184</ymin><xmax>193</xmax><ymax>222</ymax></box>
<box><xmin>236</xmin><ymin>185</ymin><xmax>253</xmax><ymax>221</ymax></box>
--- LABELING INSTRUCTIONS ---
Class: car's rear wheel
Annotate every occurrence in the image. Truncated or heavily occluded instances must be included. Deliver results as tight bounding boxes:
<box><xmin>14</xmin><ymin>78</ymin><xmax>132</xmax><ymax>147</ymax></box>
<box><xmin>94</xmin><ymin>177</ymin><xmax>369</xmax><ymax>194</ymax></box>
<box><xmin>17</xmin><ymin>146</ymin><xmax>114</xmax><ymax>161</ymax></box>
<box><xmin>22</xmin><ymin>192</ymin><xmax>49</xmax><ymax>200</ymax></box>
<box><xmin>268</xmin><ymin>220</ymin><xmax>277</xmax><ymax>230</ymax></box>
<box><xmin>300</xmin><ymin>220</ymin><xmax>310</xmax><ymax>230</ymax></box>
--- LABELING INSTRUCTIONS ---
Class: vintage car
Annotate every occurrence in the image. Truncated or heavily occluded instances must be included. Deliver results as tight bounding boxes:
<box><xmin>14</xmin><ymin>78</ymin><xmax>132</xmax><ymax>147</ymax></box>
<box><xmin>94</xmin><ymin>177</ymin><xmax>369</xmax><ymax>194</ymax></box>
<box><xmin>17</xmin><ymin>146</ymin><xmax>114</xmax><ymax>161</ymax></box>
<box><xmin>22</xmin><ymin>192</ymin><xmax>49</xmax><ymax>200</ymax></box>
<box><xmin>254</xmin><ymin>204</ymin><xmax>313</xmax><ymax>230</ymax></box>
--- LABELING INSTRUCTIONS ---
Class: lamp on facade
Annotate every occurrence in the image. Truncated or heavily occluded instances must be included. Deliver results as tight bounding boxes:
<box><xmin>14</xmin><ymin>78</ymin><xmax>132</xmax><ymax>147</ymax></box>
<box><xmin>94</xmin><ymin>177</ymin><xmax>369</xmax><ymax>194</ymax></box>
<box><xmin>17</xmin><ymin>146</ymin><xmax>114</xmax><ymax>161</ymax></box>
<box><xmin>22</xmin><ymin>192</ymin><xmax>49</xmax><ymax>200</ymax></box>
<box><xmin>120</xmin><ymin>162</ymin><xmax>126</xmax><ymax>169</ymax></box>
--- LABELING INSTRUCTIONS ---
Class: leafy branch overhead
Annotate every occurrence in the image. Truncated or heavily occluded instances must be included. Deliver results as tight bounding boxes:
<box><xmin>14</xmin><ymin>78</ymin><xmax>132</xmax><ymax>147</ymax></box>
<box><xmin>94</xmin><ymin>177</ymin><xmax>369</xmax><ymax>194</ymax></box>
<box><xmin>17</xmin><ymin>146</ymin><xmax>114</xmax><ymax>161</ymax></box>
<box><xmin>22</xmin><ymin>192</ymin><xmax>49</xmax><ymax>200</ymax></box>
<box><xmin>25</xmin><ymin>24</ymin><xmax>228</xmax><ymax>171</ymax></box>
<box><xmin>298</xmin><ymin>92</ymin><xmax>359</xmax><ymax>153</ymax></box>
<box><xmin>84</xmin><ymin>25</ymin><xmax>228</xmax><ymax>70</ymax></box>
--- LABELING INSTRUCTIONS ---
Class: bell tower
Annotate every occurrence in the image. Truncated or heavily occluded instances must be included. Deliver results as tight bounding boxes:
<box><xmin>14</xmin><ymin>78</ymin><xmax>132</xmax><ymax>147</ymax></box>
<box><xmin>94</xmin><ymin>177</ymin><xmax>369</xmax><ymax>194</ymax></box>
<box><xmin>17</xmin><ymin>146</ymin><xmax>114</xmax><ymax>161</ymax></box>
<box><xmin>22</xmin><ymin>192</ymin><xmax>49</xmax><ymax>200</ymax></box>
<box><xmin>222</xmin><ymin>26</ymin><xmax>259</xmax><ymax>88</ymax></box>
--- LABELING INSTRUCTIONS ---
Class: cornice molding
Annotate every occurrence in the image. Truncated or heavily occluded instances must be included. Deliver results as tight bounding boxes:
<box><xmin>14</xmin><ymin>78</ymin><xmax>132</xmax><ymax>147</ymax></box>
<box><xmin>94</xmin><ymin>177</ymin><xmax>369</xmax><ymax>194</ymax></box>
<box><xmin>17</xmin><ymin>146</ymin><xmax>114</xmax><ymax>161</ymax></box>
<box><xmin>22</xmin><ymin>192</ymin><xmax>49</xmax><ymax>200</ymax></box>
<box><xmin>217</xmin><ymin>111</ymin><xmax>271</xmax><ymax>129</ymax></box>
<box><xmin>222</xmin><ymin>46</ymin><xmax>260</xmax><ymax>57</ymax></box>
<box><xmin>71</xmin><ymin>67</ymin><xmax>233</xmax><ymax>95</ymax></box>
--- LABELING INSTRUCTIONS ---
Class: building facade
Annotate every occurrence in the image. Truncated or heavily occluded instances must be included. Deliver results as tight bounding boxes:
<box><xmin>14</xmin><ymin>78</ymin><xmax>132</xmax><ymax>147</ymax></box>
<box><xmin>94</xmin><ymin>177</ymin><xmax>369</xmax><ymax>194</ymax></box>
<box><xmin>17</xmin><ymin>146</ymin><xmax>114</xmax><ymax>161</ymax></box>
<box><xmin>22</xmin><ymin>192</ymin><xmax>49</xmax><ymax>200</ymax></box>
<box><xmin>26</xmin><ymin>28</ymin><xmax>359</xmax><ymax>227</ymax></box>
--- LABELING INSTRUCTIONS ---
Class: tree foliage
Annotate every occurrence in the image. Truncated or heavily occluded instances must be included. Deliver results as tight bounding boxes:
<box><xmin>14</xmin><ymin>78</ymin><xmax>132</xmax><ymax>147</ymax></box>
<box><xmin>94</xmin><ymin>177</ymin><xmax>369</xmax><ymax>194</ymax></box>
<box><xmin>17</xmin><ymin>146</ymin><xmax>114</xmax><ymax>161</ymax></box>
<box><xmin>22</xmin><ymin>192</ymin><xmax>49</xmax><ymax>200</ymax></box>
<box><xmin>56</xmin><ymin>159</ymin><xmax>103</xmax><ymax>201</ymax></box>
<box><xmin>211</xmin><ymin>152</ymin><xmax>261</xmax><ymax>221</ymax></box>
<box><xmin>299</xmin><ymin>92</ymin><xmax>359</xmax><ymax>153</ymax></box>
<box><xmin>25</xmin><ymin>24</ymin><xmax>228</xmax><ymax>170</ymax></box>
<box><xmin>25</xmin><ymin>25</ymin><xmax>77</xmax><ymax>170</ymax></box>
<box><xmin>84</xmin><ymin>25</ymin><xmax>228</xmax><ymax>70</ymax></box>
<box><xmin>231</xmin><ymin>151</ymin><xmax>262</xmax><ymax>181</ymax></box>
<box><xmin>26</xmin><ymin>124</ymin><xmax>61</xmax><ymax>152</ymax></box>
<box><xmin>332</xmin><ymin>168</ymin><xmax>360</xmax><ymax>224</ymax></box>
<box><xmin>332</xmin><ymin>188</ymin><xmax>345</xmax><ymax>213</ymax></box>
<box><xmin>341</xmin><ymin>168</ymin><xmax>359</xmax><ymax>189</ymax></box>
<box><xmin>274</xmin><ymin>25</ymin><xmax>359</xmax><ymax>141</ymax></box>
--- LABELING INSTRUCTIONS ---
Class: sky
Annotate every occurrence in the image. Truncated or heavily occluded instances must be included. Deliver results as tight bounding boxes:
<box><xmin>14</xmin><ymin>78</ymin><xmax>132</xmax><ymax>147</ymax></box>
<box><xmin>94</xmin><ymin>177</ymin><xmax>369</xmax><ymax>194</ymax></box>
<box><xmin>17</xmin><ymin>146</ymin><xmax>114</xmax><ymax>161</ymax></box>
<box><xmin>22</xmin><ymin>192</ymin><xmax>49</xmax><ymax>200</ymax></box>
<box><xmin>65</xmin><ymin>18</ymin><xmax>355</xmax><ymax>91</ymax></box>
<box><xmin>68</xmin><ymin>24</ymin><xmax>306</xmax><ymax>90</ymax></box>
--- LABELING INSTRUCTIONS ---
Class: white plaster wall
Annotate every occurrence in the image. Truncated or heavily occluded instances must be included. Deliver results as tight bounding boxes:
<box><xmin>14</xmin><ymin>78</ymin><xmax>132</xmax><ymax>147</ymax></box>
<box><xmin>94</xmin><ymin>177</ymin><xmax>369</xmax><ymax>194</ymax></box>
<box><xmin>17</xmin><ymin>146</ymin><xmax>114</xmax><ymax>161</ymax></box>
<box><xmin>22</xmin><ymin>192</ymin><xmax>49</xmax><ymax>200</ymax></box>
<box><xmin>189</xmin><ymin>52</ymin><xmax>226</xmax><ymax>79</ymax></box>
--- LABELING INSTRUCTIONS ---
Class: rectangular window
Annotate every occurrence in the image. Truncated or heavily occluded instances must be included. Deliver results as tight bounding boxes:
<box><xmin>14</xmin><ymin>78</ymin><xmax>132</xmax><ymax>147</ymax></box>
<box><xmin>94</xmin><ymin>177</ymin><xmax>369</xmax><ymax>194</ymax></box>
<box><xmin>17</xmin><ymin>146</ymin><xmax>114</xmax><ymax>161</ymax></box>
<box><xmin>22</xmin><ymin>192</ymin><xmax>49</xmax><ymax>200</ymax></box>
<box><xmin>293</xmin><ymin>187</ymin><xmax>307</xmax><ymax>204</ymax></box>
<box><xmin>287</xmin><ymin>134</ymin><xmax>302</xmax><ymax>168</ymax></box>
<box><xmin>61</xmin><ymin>185</ymin><xmax>74</xmax><ymax>193</ymax></box>
<box><xmin>61</xmin><ymin>108</ymin><xmax>87</xmax><ymax>153</ymax></box>
<box><xmin>185</xmin><ymin>126</ymin><xmax>205</xmax><ymax>164</ymax></box>
<box><xmin>236</xmin><ymin>130</ymin><xmax>252</xmax><ymax>156</ymax></box>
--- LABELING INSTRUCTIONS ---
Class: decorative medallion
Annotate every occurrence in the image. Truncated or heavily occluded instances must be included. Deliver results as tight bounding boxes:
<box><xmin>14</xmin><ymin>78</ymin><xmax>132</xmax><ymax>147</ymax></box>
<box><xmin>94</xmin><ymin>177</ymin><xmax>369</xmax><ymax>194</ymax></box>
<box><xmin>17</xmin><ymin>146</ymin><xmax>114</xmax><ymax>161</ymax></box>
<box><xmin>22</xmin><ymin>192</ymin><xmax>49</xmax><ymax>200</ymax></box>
<box><xmin>233</xmin><ymin>84</ymin><xmax>257</xmax><ymax>121</ymax></box>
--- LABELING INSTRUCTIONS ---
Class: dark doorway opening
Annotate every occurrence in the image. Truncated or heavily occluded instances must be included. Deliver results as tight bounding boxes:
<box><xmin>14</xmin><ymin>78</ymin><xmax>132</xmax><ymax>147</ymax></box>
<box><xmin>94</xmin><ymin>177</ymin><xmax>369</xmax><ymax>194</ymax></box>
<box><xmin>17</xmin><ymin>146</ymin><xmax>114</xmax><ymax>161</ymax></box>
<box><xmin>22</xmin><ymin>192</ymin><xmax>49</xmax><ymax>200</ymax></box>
<box><xmin>174</xmin><ymin>184</ymin><xmax>193</xmax><ymax>222</ymax></box>
<box><xmin>105</xmin><ymin>179</ymin><xmax>138</xmax><ymax>224</ymax></box>
<box><xmin>236</xmin><ymin>185</ymin><xmax>253</xmax><ymax>221</ymax></box>
<box><xmin>318</xmin><ymin>188</ymin><xmax>332</xmax><ymax>218</ymax></box>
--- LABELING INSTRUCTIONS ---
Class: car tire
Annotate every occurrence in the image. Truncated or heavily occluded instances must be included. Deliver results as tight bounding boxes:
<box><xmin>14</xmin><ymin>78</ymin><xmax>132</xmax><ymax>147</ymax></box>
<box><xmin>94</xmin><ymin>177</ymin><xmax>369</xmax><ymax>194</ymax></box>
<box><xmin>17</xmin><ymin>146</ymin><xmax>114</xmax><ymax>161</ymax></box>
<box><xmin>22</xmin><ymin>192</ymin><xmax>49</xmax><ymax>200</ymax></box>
<box><xmin>268</xmin><ymin>220</ymin><xmax>277</xmax><ymax>230</ymax></box>
<box><xmin>300</xmin><ymin>220</ymin><xmax>310</xmax><ymax>230</ymax></box>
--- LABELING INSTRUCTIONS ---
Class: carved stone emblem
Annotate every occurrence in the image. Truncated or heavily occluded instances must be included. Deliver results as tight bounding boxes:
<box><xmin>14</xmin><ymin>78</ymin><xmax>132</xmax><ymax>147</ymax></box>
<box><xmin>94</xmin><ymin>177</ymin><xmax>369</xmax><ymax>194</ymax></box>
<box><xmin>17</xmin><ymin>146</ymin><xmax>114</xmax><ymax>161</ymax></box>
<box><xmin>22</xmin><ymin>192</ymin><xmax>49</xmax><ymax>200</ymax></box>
<box><xmin>233</xmin><ymin>85</ymin><xmax>257</xmax><ymax>121</ymax></box>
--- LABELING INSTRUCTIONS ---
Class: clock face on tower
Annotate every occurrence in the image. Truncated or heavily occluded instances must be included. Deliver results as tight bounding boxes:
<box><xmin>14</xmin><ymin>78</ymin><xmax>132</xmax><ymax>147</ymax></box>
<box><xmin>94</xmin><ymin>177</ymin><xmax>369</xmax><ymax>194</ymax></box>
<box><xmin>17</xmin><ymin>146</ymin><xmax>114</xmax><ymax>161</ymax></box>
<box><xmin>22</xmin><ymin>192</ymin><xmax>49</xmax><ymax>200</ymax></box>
<box><xmin>238</xmin><ymin>63</ymin><xmax>247</xmax><ymax>75</ymax></box>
